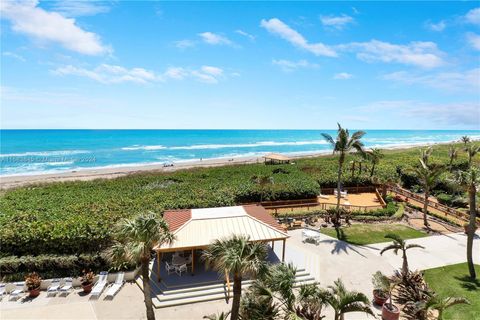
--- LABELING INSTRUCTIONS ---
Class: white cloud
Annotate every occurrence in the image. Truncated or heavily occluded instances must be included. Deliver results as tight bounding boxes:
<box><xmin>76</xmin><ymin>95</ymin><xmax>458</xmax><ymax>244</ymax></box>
<box><xmin>52</xmin><ymin>64</ymin><xmax>226</xmax><ymax>84</ymax></box>
<box><xmin>333</xmin><ymin>72</ymin><xmax>353</xmax><ymax>80</ymax></box>
<box><xmin>339</xmin><ymin>40</ymin><xmax>444</xmax><ymax>68</ymax></box>
<box><xmin>198</xmin><ymin>32</ymin><xmax>233</xmax><ymax>46</ymax></box>
<box><xmin>272</xmin><ymin>59</ymin><xmax>318</xmax><ymax>72</ymax></box>
<box><xmin>464</xmin><ymin>7</ymin><xmax>480</xmax><ymax>25</ymax></box>
<box><xmin>0</xmin><ymin>0</ymin><xmax>110</xmax><ymax>55</ymax></box>
<box><xmin>320</xmin><ymin>14</ymin><xmax>354</xmax><ymax>29</ymax></box>
<box><xmin>466</xmin><ymin>32</ymin><xmax>480</xmax><ymax>50</ymax></box>
<box><xmin>260</xmin><ymin>18</ymin><xmax>337</xmax><ymax>57</ymax></box>
<box><xmin>235</xmin><ymin>29</ymin><xmax>255</xmax><ymax>41</ymax></box>
<box><xmin>425</xmin><ymin>20</ymin><xmax>446</xmax><ymax>32</ymax></box>
<box><xmin>48</xmin><ymin>0</ymin><xmax>110</xmax><ymax>17</ymax></box>
<box><xmin>383</xmin><ymin>68</ymin><xmax>480</xmax><ymax>92</ymax></box>
<box><xmin>2</xmin><ymin>51</ymin><xmax>26</xmax><ymax>62</ymax></box>
<box><xmin>174</xmin><ymin>39</ymin><xmax>196</xmax><ymax>49</ymax></box>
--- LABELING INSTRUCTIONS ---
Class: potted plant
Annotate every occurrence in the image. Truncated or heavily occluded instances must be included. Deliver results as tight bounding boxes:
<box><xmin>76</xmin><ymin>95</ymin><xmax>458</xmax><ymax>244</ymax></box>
<box><xmin>382</xmin><ymin>275</ymin><xmax>400</xmax><ymax>320</ymax></box>
<box><xmin>372</xmin><ymin>271</ymin><xmax>389</xmax><ymax>306</ymax></box>
<box><xmin>25</xmin><ymin>272</ymin><xmax>42</xmax><ymax>298</ymax></box>
<box><xmin>80</xmin><ymin>269</ymin><xmax>95</xmax><ymax>294</ymax></box>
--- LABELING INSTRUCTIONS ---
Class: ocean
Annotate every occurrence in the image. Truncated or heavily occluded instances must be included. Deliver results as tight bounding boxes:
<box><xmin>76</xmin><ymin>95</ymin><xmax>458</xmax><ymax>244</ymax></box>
<box><xmin>1</xmin><ymin>130</ymin><xmax>479</xmax><ymax>176</ymax></box>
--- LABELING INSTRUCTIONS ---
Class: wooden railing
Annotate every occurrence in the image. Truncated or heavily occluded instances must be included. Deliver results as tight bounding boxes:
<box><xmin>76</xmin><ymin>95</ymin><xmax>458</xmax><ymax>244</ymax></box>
<box><xmin>321</xmin><ymin>186</ymin><xmax>378</xmax><ymax>194</ymax></box>
<box><xmin>267</xmin><ymin>202</ymin><xmax>384</xmax><ymax>215</ymax></box>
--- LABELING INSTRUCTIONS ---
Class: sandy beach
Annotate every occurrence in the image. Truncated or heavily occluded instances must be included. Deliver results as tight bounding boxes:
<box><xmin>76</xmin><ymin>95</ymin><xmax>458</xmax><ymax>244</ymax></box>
<box><xmin>0</xmin><ymin>141</ymin><xmax>467</xmax><ymax>190</ymax></box>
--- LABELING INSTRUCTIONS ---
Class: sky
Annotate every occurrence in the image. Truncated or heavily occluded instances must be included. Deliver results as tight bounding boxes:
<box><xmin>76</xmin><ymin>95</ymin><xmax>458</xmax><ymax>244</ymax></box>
<box><xmin>1</xmin><ymin>0</ymin><xmax>479</xmax><ymax>130</ymax></box>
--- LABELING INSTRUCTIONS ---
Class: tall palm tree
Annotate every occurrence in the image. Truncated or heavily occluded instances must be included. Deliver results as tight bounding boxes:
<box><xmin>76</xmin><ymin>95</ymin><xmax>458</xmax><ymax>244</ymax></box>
<box><xmin>419</xmin><ymin>295</ymin><xmax>469</xmax><ymax>320</ymax></box>
<box><xmin>465</xmin><ymin>143</ymin><xmax>480</xmax><ymax>168</ymax></box>
<box><xmin>252</xmin><ymin>174</ymin><xmax>274</xmax><ymax>203</ymax></box>
<box><xmin>322</xmin><ymin>124</ymin><xmax>366</xmax><ymax>224</ymax></box>
<box><xmin>453</xmin><ymin>167</ymin><xmax>479</xmax><ymax>279</ymax></box>
<box><xmin>380</xmin><ymin>234</ymin><xmax>424</xmax><ymax>275</ymax></box>
<box><xmin>461</xmin><ymin>135</ymin><xmax>470</xmax><ymax>146</ymax></box>
<box><xmin>412</xmin><ymin>158</ymin><xmax>444</xmax><ymax>228</ymax></box>
<box><xmin>202</xmin><ymin>235</ymin><xmax>268</xmax><ymax>320</ymax></box>
<box><xmin>322</xmin><ymin>279</ymin><xmax>374</xmax><ymax>320</ymax></box>
<box><xmin>366</xmin><ymin>148</ymin><xmax>384</xmax><ymax>177</ymax></box>
<box><xmin>106</xmin><ymin>212</ymin><xmax>174</xmax><ymax>320</ymax></box>
<box><xmin>448</xmin><ymin>145</ymin><xmax>458</xmax><ymax>171</ymax></box>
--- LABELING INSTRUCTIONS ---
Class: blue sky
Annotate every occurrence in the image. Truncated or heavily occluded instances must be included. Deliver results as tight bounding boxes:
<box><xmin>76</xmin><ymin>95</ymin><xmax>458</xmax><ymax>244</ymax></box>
<box><xmin>1</xmin><ymin>1</ymin><xmax>479</xmax><ymax>129</ymax></box>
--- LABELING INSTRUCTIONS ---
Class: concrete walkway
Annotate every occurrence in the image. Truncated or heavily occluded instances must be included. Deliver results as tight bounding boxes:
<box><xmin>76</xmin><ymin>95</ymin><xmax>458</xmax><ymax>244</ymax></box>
<box><xmin>1</xmin><ymin>231</ymin><xmax>478</xmax><ymax>320</ymax></box>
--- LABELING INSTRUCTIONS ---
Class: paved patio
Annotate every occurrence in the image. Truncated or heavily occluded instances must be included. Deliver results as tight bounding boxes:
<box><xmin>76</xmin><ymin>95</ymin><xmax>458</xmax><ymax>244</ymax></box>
<box><xmin>1</xmin><ymin>230</ymin><xmax>478</xmax><ymax>320</ymax></box>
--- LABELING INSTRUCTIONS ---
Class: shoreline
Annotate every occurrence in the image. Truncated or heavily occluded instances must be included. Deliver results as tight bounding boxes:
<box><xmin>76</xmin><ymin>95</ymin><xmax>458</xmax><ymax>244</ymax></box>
<box><xmin>0</xmin><ymin>140</ymin><xmax>467</xmax><ymax>190</ymax></box>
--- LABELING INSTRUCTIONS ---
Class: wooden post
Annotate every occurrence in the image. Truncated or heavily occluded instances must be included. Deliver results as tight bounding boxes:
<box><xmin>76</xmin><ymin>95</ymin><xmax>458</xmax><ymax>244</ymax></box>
<box><xmin>271</xmin><ymin>240</ymin><xmax>274</xmax><ymax>249</ymax></box>
<box><xmin>156</xmin><ymin>251</ymin><xmax>161</xmax><ymax>282</ymax></box>
<box><xmin>282</xmin><ymin>239</ymin><xmax>286</xmax><ymax>262</ymax></box>
<box><xmin>191</xmin><ymin>249</ymin><xmax>195</xmax><ymax>275</ymax></box>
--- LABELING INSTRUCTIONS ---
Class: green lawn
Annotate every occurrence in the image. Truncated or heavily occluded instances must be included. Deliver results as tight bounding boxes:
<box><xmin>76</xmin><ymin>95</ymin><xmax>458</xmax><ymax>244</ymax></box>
<box><xmin>320</xmin><ymin>223</ymin><xmax>427</xmax><ymax>245</ymax></box>
<box><xmin>424</xmin><ymin>263</ymin><xmax>480</xmax><ymax>320</ymax></box>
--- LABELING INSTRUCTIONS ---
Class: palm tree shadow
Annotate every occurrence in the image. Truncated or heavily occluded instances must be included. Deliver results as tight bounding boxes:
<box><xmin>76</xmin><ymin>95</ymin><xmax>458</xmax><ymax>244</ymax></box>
<box><xmin>454</xmin><ymin>275</ymin><xmax>480</xmax><ymax>292</ymax></box>
<box><xmin>318</xmin><ymin>232</ymin><xmax>367</xmax><ymax>258</ymax></box>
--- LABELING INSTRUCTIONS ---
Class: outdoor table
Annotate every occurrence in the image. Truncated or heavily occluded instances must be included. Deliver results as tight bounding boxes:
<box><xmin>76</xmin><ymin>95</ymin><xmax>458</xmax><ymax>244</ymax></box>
<box><xmin>172</xmin><ymin>256</ymin><xmax>187</xmax><ymax>266</ymax></box>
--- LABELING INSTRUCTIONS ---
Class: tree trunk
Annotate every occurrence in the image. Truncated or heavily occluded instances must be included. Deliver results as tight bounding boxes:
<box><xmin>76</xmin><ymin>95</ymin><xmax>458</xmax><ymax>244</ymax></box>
<box><xmin>423</xmin><ymin>187</ymin><xmax>429</xmax><ymax>228</ymax></box>
<box><xmin>402</xmin><ymin>249</ymin><xmax>409</xmax><ymax>275</ymax></box>
<box><xmin>141</xmin><ymin>259</ymin><xmax>156</xmax><ymax>320</ymax></box>
<box><xmin>370</xmin><ymin>163</ymin><xmax>375</xmax><ymax>177</ymax></box>
<box><xmin>381</xmin><ymin>184</ymin><xmax>387</xmax><ymax>199</ymax></box>
<box><xmin>467</xmin><ymin>185</ymin><xmax>477</xmax><ymax>279</ymax></box>
<box><xmin>336</xmin><ymin>156</ymin><xmax>344</xmax><ymax>225</ymax></box>
<box><xmin>230</xmin><ymin>274</ymin><xmax>242</xmax><ymax>320</ymax></box>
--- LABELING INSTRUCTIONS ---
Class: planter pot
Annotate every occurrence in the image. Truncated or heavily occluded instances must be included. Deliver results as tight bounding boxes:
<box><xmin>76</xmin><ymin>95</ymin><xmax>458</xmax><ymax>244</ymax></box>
<box><xmin>82</xmin><ymin>283</ymin><xmax>93</xmax><ymax>294</ymax></box>
<box><xmin>28</xmin><ymin>288</ymin><xmax>40</xmax><ymax>298</ymax></box>
<box><xmin>373</xmin><ymin>289</ymin><xmax>389</xmax><ymax>306</ymax></box>
<box><xmin>382</xmin><ymin>303</ymin><xmax>400</xmax><ymax>320</ymax></box>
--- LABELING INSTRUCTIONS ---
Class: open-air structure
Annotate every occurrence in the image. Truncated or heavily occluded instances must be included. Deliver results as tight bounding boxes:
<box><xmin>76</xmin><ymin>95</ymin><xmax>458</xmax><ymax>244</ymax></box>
<box><xmin>154</xmin><ymin>205</ymin><xmax>289</xmax><ymax>282</ymax></box>
<box><xmin>263</xmin><ymin>153</ymin><xmax>292</xmax><ymax>165</ymax></box>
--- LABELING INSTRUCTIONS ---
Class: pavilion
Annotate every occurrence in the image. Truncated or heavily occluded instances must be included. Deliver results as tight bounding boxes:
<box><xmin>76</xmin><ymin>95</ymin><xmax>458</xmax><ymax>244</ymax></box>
<box><xmin>154</xmin><ymin>205</ymin><xmax>289</xmax><ymax>281</ymax></box>
<box><xmin>263</xmin><ymin>153</ymin><xmax>292</xmax><ymax>165</ymax></box>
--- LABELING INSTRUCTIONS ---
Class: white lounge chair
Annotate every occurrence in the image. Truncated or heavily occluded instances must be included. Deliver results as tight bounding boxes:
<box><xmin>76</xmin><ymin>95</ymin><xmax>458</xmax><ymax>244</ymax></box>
<box><xmin>175</xmin><ymin>264</ymin><xmax>187</xmax><ymax>276</ymax></box>
<box><xmin>318</xmin><ymin>194</ymin><xmax>329</xmax><ymax>199</ymax></box>
<box><xmin>58</xmin><ymin>278</ymin><xmax>73</xmax><ymax>296</ymax></box>
<box><xmin>9</xmin><ymin>282</ymin><xmax>24</xmax><ymax>301</ymax></box>
<box><xmin>165</xmin><ymin>261</ymin><xmax>175</xmax><ymax>275</ymax></box>
<box><xmin>90</xmin><ymin>272</ymin><xmax>108</xmax><ymax>299</ymax></box>
<box><xmin>47</xmin><ymin>278</ymin><xmax>61</xmax><ymax>296</ymax></box>
<box><xmin>105</xmin><ymin>272</ymin><xmax>124</xmax><ymax>299</ymax></box>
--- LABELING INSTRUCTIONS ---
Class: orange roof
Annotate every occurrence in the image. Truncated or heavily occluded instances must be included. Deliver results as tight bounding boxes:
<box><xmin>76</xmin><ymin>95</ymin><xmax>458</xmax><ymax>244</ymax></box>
<box><xmin>163</xmin><ymin>209</ymin><xmax>191</xmax><ymax>232</ymax></box>
<box><xmin>243</xmin><ymin>204</ymin><xmax>284</xmax><ymax>232</ymax></box>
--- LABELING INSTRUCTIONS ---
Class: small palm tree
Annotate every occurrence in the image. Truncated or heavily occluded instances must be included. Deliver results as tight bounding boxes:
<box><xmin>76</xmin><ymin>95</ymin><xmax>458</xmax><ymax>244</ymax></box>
<box><xmin>239</xmin><ymin>279</ymin><xmax>279</xmax><ymax>320</ymax></box>
<box><xmin>448</xmin><ymin>145</ymin><xmax>458</xmax><ymax>171</ymax></box>
<box><xmin>265</xmin><ymin>262</ymin><xmax>298</xmax><ymax>316</ymax></box>
<box><xmin>461</xmin><ymin>135</ymin><xmax>470</xmax><ymax>146</ymax></box>
<box><xmin>412</xmin><ymin>158</ymin><xmax>444</xmax><ymax>228</ymax></box>
<box><xmin>322</xmin><ymin>124</ymin><xmax>366</xmax><ymax>224</ymax></box>
<box><xmin>106</xmin><ymin>212</ymin><xmax>174</xmax><ymax>320</ymax></box>
<box><xmin>464</xmin><ymin>143</ymin><xmax>479</xmax><ymax>168</ymax></box>
<box><xmin>202</xmin><ymin>235</ymin><xmax>268</xmax><ymax>320</ymax></box>
<box><xmin>297</xmin><ymin>283</ymin><xmax>328</xmax><ymax>320</ymax></box>
<box><xmin>380</xmin><ymin>234</ymin><xmax>425</xmax><ymax>275</ymax></box>
<box><xmin>322</xmin><ymin>279</ymin><xmax>374</xmax><ymax>320</ymax></box>
<box><xmin>203</xmin><ymin>311</ymin><xmax>231</xmax><ymax>320</ymax></box>
<box><xmin>420</xmin><ymin>295</ymin><xmax>470</xmax><ymax>320</ymax></box>
<box><xmin>453</xmin><ymin>167</ymin><xmax>480</xmax><ymax>279</ymax></box>
<box><xmin>366</xmin><ymin>148</ymin><xmax>384</xmax><ymax>177</ymax></box>
<box><xmin>420</xmin><ymin>146</ymin><xmax>433</xmax><ymax>166</ymax></box>
<box><xmin>252</xmin><ymin>174</ymin><xmax>274</xmax><ymax>203</ymax></box>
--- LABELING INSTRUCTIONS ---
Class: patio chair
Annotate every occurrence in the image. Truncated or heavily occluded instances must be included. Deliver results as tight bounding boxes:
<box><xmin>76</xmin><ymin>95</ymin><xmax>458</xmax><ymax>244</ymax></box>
<box><xmin>8</xmin><ymin>282</ymin><xmax>24</xmax><ymax>301</ymax></box>
<box><xmin>175</xmin><ymin>264</ymin><xmax>187</xmax><ymax>276</ymax></box>
<box><xmin>90</xmin><ymin>272</ymin><xmax>108</xmax><ymax>299</ymax></box>
<box><xmin>105</xmin><ymin>272</ymin><xmax>124</xmax><ymax>299</ymax></box>
<box><xmin>165</xmin><ymin>261</ymin><xmax>176</xmax><ymax>275</ymax></box>
<box><xmin>47</xmin><ymin>278</ymin><xmax>61</xmax><ymax>296</ymax></box>
<box><xmin>0</xmin><ymin>283</ymin><xmax>5</xmax><ymax>301</ymax></box>
<box><xmin>58</xmin><ymin>278</ymin><xmax>73</xmax><ymax>296</ymax></box>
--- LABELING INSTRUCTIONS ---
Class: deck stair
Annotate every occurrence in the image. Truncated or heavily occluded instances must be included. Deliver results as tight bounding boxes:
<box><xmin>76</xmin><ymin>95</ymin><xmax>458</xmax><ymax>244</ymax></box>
<box><xmin>136</xmin><ymin>267</ymin><xmax>316</xmax><ymax>308</ymax></box>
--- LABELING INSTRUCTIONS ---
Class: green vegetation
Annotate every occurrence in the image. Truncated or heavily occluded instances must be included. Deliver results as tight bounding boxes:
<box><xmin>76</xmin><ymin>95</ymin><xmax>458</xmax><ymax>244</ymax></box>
<box><xmin>321</xmin><ymin>224</ymin><xmax>427</xmax><ymax>245</ymax></box>
<box><xmin>424</xmin><ymin>263</ymin><xmax>480</xmax><ymax>320</ymax></box>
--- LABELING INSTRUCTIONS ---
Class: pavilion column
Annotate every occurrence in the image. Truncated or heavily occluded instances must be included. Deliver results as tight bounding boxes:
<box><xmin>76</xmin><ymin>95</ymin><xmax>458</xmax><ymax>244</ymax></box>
<box><xmin>282</xmin><ymin>239</ymin><xmax>286</xmax><ymax>262</ymax></box>
<box><xmin>191</xmin><ymin>249</ymin><xmax>195</xmax><ymax>275</ymax></box>
<box><xmin>271</xmin><ymin>240</ymin><xmax>275</xmax><ymax>249</ymax></box>
<box><xmin>156</xmin><ymin>251</ymin><xmax>162</xmax><ymax>282</ymax></box>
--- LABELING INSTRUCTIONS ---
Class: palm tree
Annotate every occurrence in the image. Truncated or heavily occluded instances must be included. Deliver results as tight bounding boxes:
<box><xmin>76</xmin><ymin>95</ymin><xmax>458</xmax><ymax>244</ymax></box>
<box><xmin>453</xmin><ymin>167</ymin><xmax>480</xmax><ymax>279</ymax></box>
<box><xmin>202</xmin><ymin>235</ymin><xmax>268</xmax><ymax>320</ymax></box>
<box><xmin>420</xmin><ymin>295</ymin><xmax>469</xmax><ymax>320</ymax></box>
<box><xmin>447</xmin><ymin>145</ymin><xmax>458</xmax><ymax>171</ymax></box>
<box><xmin>239</xmin><ymin>279</ymin><xmax>279</xmax><ymax>320</ymax></box>
<box><xmin>420</xmin><ymin>146</ymin><xmax>433</xmax><ymax>166</ymax></box>
<box><xmin>252</xmin><ymin>174</ymin><xmax>274</xmax><ymax>203</ymax></box>
<box><xmin>412</xmin><ymin>158</ymin><xmax>444</xmax><ymax>228</ymax></box>
<box><xmin>265</xmin><ymin>262</ymin><xmax>298</xmax><ymax>317</ymax></box>
<box><xmin>465</xmin><ymin>143</ymin><xmax>479</xmax><ymax>168</ymax></box>
<box><xmin>322</xmin><ymin>279</ymin><xmax>374</xmax><ymax>320</ymax></box>
<box><xmin>106</xmin><ymin>212</ymin><xmax>174</xmax><ymax>320</ymax></box>
<box><xmin>380</xmin><ymin>234</ymin><xmax>424</xmax><ymax>275</ymax></box>
<box><xmin>322</xmin><ymin>124</ymin><xmax>366</xmax><ymax>224</ymax></box>
<box><xmin>203</xmin><ymin>312</ymin><xmax>231</xmax><ymax>320</ymax></box>
<box><xmin>461</xmin><ymin>135</ymin><xmax>470</xmax><ymax>146</ymax></box>
<box><xmin>366</xmin><ymin>148</ymin><xmax>384</xmax><ymax>177</ymax></box>
<box><xmin>297</xmin><ymin>283</ymin><xmax>328</xmax><ymax>320</ymax></box>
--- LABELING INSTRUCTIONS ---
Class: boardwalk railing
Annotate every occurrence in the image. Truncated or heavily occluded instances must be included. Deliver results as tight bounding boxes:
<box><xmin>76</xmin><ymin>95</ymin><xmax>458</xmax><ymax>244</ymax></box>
<box><xmin>266</xmin><ymin>202</ymin><xmax>384</xmax><ymax>215</ymax></box>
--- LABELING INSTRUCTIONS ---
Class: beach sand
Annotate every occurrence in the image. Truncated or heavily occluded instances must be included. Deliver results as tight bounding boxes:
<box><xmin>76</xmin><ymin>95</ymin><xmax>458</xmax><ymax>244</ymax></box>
<box><xmin>0</xmin><ymin>141</ymin><xmax>459</xmax><ymax>190</ymax></box>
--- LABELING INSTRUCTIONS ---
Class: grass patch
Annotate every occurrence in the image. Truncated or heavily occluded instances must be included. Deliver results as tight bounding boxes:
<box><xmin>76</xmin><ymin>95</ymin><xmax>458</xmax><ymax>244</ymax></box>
<box><xmin>424</xmin><ymin>263</ymin><xmax>480</xmax><ymax>320</ymax></box>
<box><xmin>320</xmin><ymin>223</ymin><xmax>427</xmax><ymax>245</ymax></box>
